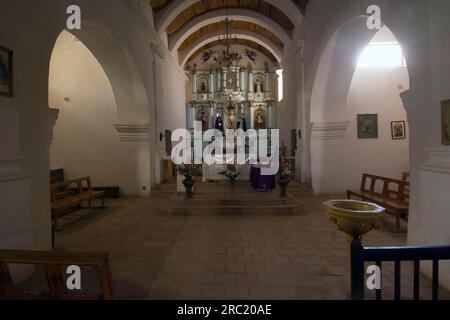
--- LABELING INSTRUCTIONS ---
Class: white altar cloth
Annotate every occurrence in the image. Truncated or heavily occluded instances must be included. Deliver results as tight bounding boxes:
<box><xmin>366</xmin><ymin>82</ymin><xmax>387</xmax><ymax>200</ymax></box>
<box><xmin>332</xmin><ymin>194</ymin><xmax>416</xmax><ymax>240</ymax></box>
<box><xmin>202</xmin><ymin>156</ymin><xmax>250</xmax><ymax>181</ymax></box>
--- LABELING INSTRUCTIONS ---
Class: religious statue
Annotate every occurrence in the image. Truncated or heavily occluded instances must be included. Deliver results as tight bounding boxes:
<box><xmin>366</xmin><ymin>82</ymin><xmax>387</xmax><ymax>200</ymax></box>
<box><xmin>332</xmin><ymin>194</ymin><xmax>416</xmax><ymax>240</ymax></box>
<box><xmin>214</xmin><ymin>113</ymin><xmax>224</xmax><ymax>132</ymax></box>
<box><xmin>254</xmin><ymin>78</ymin><xmax>263</xmax><ymax>93</ymax></box>
<box><xmin>199</xmin><ymin>111</ymin><xmax>208</xmax><ymax>132</ymax></box>
<box><xmin>200</xmin><ymin>81</ymin><xmax>207</xmax><ymax>93</ymax></box>
<box><xmin>225</xmin><ymin>109</ymin><xmax>236</xmax><ymax>130</ymax></box>
<box><xmin>237</xmin><ymin>107</ymin><xmax>248</xmax><ymax>131</ymax></box>
<box><xmin>254</xmin><ymin>109</ymin><xmax>266</xmax><ymax>130</ymax></box>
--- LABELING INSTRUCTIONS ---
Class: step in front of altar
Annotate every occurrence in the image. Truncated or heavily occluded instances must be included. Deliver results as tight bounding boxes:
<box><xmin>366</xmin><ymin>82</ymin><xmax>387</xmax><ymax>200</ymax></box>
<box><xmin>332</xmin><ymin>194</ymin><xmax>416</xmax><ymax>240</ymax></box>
<box><xmin>161</xmin><ymin>185</ymin><xmax>304</xmax><ymax>215</ymax></box>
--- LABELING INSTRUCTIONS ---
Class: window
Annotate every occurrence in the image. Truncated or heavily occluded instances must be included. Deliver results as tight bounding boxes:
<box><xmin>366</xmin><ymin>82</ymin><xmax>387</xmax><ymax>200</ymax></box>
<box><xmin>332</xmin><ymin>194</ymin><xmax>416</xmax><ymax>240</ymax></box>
<box><xmin>276</xmin><ymin>69</ymin><xmax>284</xmax><ymax>102</ymax></box>
<box><xmin>357</xmin><ymin>42</ymin><xmax>406</xmax><ymax>68</ymax></box>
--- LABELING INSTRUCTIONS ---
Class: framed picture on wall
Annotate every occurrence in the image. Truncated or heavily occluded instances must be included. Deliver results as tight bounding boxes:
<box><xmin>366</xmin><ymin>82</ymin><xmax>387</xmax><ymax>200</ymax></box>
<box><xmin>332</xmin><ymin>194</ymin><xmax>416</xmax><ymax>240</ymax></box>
<box><xmin>0</xmin><ymin>46</ymin><xmax>13</xmax><ymax>97</ymax></box>
<box><xmin>357</xmin><ymin>114</ymin><xmax>378</xmax><ymax>139</ymax></box>
<box><xmin>391</xmin><ymin>121</ymin><xmax>406</xmax><ymax>140</ymax></box>
<box><xmin>442</xmin><ymin>100</ymin><xmax>450</xmax><ymax>145</ymax></box>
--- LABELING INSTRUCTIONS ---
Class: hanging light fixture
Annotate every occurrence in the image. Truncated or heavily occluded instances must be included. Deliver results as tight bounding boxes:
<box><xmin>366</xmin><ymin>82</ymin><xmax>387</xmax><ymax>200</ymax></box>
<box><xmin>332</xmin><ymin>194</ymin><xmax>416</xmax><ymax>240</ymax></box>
<box><xmin>214</xmin><ymin>6</ymin><xmax>242</xmax><ymax>69</ymax></box>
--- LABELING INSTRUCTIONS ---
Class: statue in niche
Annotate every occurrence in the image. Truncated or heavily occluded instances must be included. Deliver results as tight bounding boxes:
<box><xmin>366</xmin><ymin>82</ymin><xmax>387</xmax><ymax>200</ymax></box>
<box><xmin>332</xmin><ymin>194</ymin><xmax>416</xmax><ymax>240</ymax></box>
<box><xmin>199</xmin><ymin>110</ymin><xmax>209</xmax><ymax>132</ymax></box>
<box><xmin>225</xmin><ymin>109</ymin><xmax>237</xmax><ymax>130</ymax></box>
<box><xmin>214</xmin><ymin>113</ymin><xmax>224</xmax><ymax>132</ymax></box>
<box><xmin>254</xmin><ymin>108</ymin><xmax>266</xmax><ymax>130</ymax></box>
<box><xmin>200</xmin><ymin>81</ymin><xmax>207</xmax><ymax>93</ymax></box>
<box><xmin>254</xmin><ymin>78</ymin><xmax>263</xmax><ymax>93</ymax></box>
<box><xmin>237</xmin><ymin>107</ymin><xmax>248</xmax><ymax>131</ymax></box>
<box><xmin>223</xmin><ymin>98</ymin><xmax>238</xmax><ymax>130</ymax></box>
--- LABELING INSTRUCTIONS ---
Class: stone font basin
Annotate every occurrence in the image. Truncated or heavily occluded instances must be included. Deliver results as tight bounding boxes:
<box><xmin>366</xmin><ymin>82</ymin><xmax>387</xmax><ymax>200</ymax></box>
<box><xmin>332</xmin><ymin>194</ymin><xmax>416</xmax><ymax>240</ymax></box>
<box><xmin>323</xmin><ymin>199</ymin><xmax>385</xmax><ymax>239</ymax></box>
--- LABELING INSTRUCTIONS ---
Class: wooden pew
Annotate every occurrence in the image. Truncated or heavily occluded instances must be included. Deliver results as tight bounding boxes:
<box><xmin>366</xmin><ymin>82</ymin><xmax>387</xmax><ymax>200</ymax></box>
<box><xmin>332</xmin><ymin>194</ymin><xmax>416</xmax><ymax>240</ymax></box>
<box><xmin>0</xmin><ymin>249</ymin><xmax>113</xmax><ymax>300</ymax></box>
<box><xmin>50</xmin><ymin>177</ymin><xmax>105</xmax><ymax>246</ymax></box>
<box><xmin>347</xmin><ymin>173</ymin><xmax>409</xmax><ymax>230</ymax></box>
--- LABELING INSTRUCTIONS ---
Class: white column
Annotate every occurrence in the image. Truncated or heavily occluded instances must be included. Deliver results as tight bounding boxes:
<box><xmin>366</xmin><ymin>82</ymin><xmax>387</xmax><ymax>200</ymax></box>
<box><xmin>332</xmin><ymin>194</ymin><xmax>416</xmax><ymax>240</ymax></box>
<box><xmin>249</xmin><ymin>104</ymin><xmax>254</xmax><ymax>128</ymax></box>
<box><xmin>222</xmin><ymin>68</ymin><xmax>228</xmax><ymax>90</ymax></box>
<box><xmin>268</xmin><ymin>103</ymin><xmax>274</xmax><ymax>128</ymax></box>
<box><xmin>265</xmin><ymin>71</ymin><xmax>271</xmax><ymax>94</ymax></box>
<box><xmin>216</xmin><ymin>69</ymin><xmax>221</xmax><ymax>92</ymax></box>
<box><xmin>209</xmin><ymin>103</ymin><xmax>215</xmax><ymax>128</ymax></box>
<box><xmin>192</xmin><ymin>72</ymin><xmax>198</xmax><ymax>95</ymax></box>
<box><xmin>236</xmin><ymin>67</ymin><xmax>241</xmax><ymax>90</ymax></box>
<box><xmin>186</xmin><ymin>104</ymin><xmax>193</xmax><ymax>129</ymax></box>
<box><xmin>209</xmin><ymin>71</ymin><xmax>214</xmax><ymax>94</ymax></box>
<box><xmin>191</xmin><ymin>105</ymin><xmax>196</xmax><ymax>127</ymax></box>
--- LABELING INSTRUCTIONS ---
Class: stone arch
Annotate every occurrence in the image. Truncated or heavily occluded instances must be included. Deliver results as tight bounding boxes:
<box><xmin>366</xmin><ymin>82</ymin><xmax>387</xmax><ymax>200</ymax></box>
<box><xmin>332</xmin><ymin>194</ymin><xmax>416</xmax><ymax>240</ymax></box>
<box><xmin>48</xmin><ymin>20</ymin><xmax>152</xmax><ymax>196</ymax></box>
<box><xmin>51</xmin><ymin>20</ymin><xmax>150</xmax><ymax>125</ymax></box>
<box><xmin>307</xmin><ymin>15</ymin><xmax>411</xmax><ymax>193</ymax></box>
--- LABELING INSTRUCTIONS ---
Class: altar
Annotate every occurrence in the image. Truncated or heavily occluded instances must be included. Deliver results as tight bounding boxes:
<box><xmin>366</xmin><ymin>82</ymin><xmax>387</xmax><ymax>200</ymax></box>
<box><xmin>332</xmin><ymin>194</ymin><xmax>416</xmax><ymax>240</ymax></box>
<box><xmin>202</xmin><ymin>163</ymin><xmax>250</xmax><ymax>181</ymax></box>
<box><xmin>202</xmin><ymin>158</ymin><xmax>275</xmax><ymax>191</ymax></box>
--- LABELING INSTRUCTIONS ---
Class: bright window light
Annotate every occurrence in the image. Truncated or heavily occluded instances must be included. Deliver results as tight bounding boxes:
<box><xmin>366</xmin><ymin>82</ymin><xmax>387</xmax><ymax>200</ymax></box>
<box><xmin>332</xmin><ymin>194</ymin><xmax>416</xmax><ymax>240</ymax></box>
<box><xmin>357</xmin><ymin>42</ymin><xmax>406</xmax><ymax>68</ymax></box>
<box><xmin>276</xmin><ymin>69</ymin><xmax>283</xmax><ymax>102</ymax></box>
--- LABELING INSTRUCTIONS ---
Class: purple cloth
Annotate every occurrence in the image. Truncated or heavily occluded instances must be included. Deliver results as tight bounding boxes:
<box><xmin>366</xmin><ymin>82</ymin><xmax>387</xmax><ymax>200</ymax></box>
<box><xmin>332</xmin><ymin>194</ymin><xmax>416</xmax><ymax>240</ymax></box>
<box><xmin>251</xmin><ymin>167</ymin><xmax>275</xmax><ymax>191</ymax></box>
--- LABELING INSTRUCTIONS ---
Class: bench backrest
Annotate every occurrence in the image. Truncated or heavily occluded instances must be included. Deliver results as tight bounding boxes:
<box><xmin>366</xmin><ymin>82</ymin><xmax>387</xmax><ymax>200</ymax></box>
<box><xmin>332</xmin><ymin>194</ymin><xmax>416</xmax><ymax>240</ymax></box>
<box><xmin>0</xmin><ymin>249</ymin><xmax>114</xmax><ymax>300</ymax></box>
<box><xmin>50</xmin><ymin>177</ymin><xmax>93</xmax><ymax>202</ymax></box>
<box><xmin>360</xmin><ymin>173</ymin><xmax>409</xmax><ymax>202</ymax></box>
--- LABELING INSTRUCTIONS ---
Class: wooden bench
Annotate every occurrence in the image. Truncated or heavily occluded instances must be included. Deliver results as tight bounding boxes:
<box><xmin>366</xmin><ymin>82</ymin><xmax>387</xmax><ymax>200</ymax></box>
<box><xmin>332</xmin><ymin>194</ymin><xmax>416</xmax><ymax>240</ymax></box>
<box><xmin>0</xmin><ymin>249</ymin><xmax>114</xmax><ymax>300</ymax></box>
<box><xmin>347</xmin><ymin>173</ymin><xmax>409</xmax><ymax>230</ymax></box>
<box><xmin>51</xmin><ymin>177</ymin><xmax>105</xmax><ymax>245</ymax></box>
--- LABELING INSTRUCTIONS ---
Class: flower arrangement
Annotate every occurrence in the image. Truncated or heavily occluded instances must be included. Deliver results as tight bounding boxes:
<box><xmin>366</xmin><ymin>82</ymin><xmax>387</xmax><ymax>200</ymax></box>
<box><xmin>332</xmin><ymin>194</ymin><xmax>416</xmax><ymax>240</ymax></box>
<box><xmin>176</xmin><ymin>164</ymin><xmax>201</xmax><ymax>181</ymax></box>
<box><xmin>219</xmin><ymin>164</ymin><xmax>240</xmax><ymax>183</ymax></box>
<box><xmin>278</xmin><ymin>158</ymin><xmax>292</xmax><ymax>180</ymax></box>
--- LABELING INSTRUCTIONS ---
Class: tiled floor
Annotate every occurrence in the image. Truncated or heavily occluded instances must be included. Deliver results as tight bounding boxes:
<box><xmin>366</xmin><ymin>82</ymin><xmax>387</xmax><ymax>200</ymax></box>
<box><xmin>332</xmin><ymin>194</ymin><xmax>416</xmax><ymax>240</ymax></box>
<box><xmin>43</xmin><ymin>181</ymin><xmax>449</xmax><ymax>300</ymax></box>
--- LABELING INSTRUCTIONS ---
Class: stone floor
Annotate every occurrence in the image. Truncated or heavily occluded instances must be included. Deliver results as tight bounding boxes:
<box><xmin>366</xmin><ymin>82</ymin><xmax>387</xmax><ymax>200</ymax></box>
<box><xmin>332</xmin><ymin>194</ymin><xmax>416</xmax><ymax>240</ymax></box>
<box><xmin>28</xmin><ymin>181</ymin><xmax>450</xmax><ymax>300</ymax></box>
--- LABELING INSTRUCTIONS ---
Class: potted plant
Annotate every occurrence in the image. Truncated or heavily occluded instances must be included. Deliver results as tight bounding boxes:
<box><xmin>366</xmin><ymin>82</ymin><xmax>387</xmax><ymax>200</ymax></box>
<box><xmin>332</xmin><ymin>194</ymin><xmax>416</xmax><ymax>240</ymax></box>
<box><xmin>176</xmin><ymin>164</ymin><xmax>200</xmax><ymax>198</ymax></box>
<box><xmin>219</xmin><ymin>164</ymin><xmax>240</xmax><ymax>188</ymax></box>
<box><xmin>278</xmin><ymin>159</ymin><xmax>292</xmax><ymax>197</ymax></box>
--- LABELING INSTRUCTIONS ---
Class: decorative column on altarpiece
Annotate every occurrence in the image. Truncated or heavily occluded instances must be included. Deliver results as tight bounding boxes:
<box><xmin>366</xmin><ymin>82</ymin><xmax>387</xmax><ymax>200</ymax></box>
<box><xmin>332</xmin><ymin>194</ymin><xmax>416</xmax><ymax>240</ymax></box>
<box><xmin>267</xmin><ymin>102</ymin><xmax>275</xmax><ymax>128</ymax></box>
<box><xmin>249</xmin><ymin>102</ymin><xmax>255</xmax><ymax>128</ymax></box>
<box><xmin>209</xmin><ymin>70</ymin><xmax>214</xmax><ymax>97</ymax></box>
<box><xmin>235</xmin><ymin>67</ymin><xmax>241</xmax><ymax>91</ymax></box>
<box><xmin>222</xmin><ymin>67</ymin><xmax>228</xmax><ymax>91</ymax></box>
<box><xmin>240</xmin><ymin>68</ymin><xmax>246</xmax><ymax>92</ymax></box>
<box><xmin>209</xmin><ymin>101</ymin><xmax>215</xmax><ymax>130</ymax></box>
<box><xmin>192</xmin><ymin>71</ymin><xmax>198</xmax><ymax>100</ymax></box>
<box><xmin>248</xmin><ymin>69</ymin><xmax>254</xmax><ymax>101</ymax></box>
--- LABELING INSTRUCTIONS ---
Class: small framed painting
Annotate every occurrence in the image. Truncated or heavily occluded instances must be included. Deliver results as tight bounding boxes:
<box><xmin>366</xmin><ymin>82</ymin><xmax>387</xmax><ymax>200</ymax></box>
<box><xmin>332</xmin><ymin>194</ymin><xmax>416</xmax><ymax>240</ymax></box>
<box><xmin>357</xmin><ymin>114</ymin><xmax>378</xmax><ymax>139</ymax></box>
<box><xmin>391</xmin><ymin>121</ymin><xmax>406</xmax><ymax>140</ymax></box>
<box><xmin>0</xmin><ymin>46</ymin><xmax>13</xmax><ymax>97</ymax></box>
<box><xmin>442</xmin><ymin>100</ymin><xmax>450</xmax><ymax>145</ymax></box>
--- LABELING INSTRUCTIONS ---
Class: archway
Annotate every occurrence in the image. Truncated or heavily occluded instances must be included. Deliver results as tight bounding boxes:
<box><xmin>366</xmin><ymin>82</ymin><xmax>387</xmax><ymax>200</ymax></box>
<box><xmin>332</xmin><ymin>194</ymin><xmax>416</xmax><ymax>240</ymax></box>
<box><xmin>309</xmin><ymin>17</ymin><xmax>411</xmax><ymax>196</ymax></box>
<box><xmin>49</xmin><ymin>23</ymin><xmax>152</xmax><ymax>198</ymax></box>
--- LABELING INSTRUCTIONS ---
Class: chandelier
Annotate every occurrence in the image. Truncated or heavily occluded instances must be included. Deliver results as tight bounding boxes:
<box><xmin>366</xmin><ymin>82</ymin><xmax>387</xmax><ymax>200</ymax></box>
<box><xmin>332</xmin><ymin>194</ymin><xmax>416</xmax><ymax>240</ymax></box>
<box><xmin>214</xmin><ymin>16</ymin><xmax>242</xmax><ymax>69</ymax></box>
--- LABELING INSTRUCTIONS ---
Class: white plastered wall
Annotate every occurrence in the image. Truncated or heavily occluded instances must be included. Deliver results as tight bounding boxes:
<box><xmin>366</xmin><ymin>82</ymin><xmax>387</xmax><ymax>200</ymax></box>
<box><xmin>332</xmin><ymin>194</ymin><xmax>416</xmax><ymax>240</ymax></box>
<box><xmin>0</xmin><ymin>0</ymin><xmax>186</xmax><ymax>253</ymax></box>
<box><xmin>49</xmin><ymin>31</ymin><xmax>150</xmax><ymax>195</ymax></box>
<box><xmin>298</xmin><ymin>0</ymin><xmax>450</xmax><ymax>289</ymax></box>
<box><xmin>310</xmin><ymin>26</ymin><xmax>410</xmax><ymax>193</ymax></box>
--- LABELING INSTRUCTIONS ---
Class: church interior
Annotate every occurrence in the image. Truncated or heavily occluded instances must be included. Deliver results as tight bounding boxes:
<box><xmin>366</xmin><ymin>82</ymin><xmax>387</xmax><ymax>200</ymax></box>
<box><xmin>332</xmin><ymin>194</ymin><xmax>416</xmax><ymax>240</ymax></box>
<box><xmin>1</xmin><ymin>0</ymin><xmax>450</xmax><ymax>302</ymax></box>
